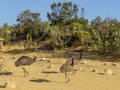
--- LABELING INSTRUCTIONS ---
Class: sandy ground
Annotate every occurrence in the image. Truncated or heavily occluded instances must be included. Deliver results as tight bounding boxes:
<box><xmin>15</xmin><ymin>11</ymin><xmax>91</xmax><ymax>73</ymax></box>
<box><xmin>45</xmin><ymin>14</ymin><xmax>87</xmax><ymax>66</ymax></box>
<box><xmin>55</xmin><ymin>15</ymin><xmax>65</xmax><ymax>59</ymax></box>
<box><xmin>0</xmin><ymin>45</ymin><xmax>120</xmax><ymax>90</ymax></box>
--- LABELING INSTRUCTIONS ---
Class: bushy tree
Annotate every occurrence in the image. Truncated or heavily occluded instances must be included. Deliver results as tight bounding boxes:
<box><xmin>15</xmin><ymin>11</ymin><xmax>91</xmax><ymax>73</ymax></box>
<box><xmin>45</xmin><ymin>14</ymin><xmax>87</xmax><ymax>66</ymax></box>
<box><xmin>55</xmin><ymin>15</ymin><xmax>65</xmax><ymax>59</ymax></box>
<box><xmin>45</xmin><ymin>17</ymin><xmax>91</xmax><ymax>49</ymax></box>
<box><xmin>16</xmin><ymin>9</ymin><xmax>41</xmax><ymax>40</ymax></box>
<box><xmin>0</xmin><ymin>23</ymin><xmax>13</xmax><ymax>44</ymax></box>
<box><xmin>91</xmin><ymin>17</ymin><xmax>120</xmax><ymax>60</ymax></box>
<box><xmin>47</xmin><ymin>2</ymin><xmax>78</xmax><ymax>25</ymax></box>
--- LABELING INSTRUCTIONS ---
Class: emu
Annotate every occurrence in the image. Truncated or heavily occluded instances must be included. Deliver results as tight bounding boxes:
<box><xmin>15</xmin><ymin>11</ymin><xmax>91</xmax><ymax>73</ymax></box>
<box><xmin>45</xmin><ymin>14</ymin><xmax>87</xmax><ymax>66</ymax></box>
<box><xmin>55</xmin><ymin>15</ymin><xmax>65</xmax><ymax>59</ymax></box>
<box><xmin>15</xmin><ymin>53</ymin><xmax>37</xmax><ymax>77</ymax></box>
<box><xmin>60</xmin><ymin>58</ymin><xmax>75</xmax><ymax>83</ymax></box>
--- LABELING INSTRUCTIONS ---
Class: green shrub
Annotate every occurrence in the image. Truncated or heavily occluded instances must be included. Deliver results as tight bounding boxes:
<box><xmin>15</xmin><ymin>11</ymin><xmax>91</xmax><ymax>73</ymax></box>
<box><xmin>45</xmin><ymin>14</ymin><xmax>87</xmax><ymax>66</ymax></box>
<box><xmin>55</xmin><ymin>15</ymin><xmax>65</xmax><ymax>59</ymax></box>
<box><xmin>91</xmin><ymin>21</ymin><xmax>120</xmax><ymax>60</ymax></box>
<box><xmin>45</xmin><ymin>26</ymin><xmax>65</xmax><ymax>49</ymax></box>
<box><xmin>71</xmin><ymin>30</ymin><xmax>91</xmax><ymax>46</ymax></box>
<box><xmin>23</xmin><ymin>33</ymin><xmax>33</xmax><ymax>49</ymax></box>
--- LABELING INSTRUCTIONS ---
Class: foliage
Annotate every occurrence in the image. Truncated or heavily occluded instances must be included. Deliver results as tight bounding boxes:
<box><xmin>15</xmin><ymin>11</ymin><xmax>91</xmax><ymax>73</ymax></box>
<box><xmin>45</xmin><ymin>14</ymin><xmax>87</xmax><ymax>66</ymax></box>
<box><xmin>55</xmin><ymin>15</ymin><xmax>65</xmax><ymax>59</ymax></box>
<box><xmin>45</xmin><ymin>18</ymin><xmax>90</xmax><ymax>49</ymax></box>
<box><xmin>9</xmin><ymin>9</ymin><xmax>49</xmax><ymax>43</ymax></box>
<box><xmin>45</xmin><ymin>25</ymin><xmax>65</xmax><ymax>49</ymax></box>
<box><xmin>0</xmin><ymin>23</ymin><xmax>13</xmax><ymax>44</ymax></box>
<box><xmin>16</xmin><ymin>9</ymin><xmax>42</xmax><ymax>40</ymax></box>
<box><xmin>71</xmin><ymin>30</ymin><xmax>91</xmax><ymax>46</ymax></box>
<box><xmin>1</xmin><ymin>1</ymin><xmax>120</xmax><ymax>61</ymax></box>
<box><xmin>47</xmin><ymin>2</ymin><xmax>78</xmax><ymax>25</ymax></box>
<box><xmin>23</xmin><ymin>33</ymin><xmax>33</xmax><ymax>49</ymax></box>
<box><xmin>91</xmin><ymin>17</ymin><xmax>120</xmax><ymax>59</ymax></box>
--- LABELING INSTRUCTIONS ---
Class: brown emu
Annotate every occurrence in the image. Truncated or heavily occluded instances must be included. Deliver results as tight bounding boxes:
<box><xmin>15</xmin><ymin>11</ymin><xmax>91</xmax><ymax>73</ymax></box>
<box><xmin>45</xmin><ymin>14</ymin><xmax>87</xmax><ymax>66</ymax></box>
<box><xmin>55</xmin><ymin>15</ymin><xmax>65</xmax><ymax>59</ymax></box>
<box><xmin>60</xmin><ymin>58</ymin><xmax>75</xmax><ymax>83</ymax></box>
<box><xmin>15</xmin><ymin>53</ymin><xmax>37</xmax><ymax>77</ymax></box>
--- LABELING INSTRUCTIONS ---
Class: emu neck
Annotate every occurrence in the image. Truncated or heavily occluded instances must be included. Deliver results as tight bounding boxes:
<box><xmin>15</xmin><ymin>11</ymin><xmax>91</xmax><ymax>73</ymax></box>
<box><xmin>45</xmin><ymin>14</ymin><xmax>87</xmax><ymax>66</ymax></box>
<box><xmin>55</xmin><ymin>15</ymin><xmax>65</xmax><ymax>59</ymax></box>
<box><xmin>79</xmin><ymin>53</ymin><xmax>83</xmax><ymax>60</ymax></box>
<box><xmin>71</xmin><ymin>58</ymin><xmax>74</xmax><ymax>66</ymax></box>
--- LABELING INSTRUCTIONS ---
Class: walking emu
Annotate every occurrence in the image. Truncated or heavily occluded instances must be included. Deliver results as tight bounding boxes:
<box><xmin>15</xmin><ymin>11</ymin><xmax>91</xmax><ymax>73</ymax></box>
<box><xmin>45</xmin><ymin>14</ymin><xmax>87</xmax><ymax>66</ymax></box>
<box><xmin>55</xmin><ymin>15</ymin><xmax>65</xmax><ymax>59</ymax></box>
<box><xmin>15</xmin><ymin>53</ymin><xmax>37</xmax><ymax>77</ymax></box>
<box><xmin>60</xmin><ymin>58</ymin><xmax>75</xmax><ymax>83</ymax></box>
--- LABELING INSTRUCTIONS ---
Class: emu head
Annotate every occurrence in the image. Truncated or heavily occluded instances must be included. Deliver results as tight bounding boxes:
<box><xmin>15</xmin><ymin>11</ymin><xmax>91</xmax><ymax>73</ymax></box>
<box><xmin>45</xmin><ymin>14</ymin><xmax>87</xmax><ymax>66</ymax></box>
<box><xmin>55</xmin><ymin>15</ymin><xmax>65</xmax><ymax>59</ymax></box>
<box><xmin>15</xmin><ymin>61</ymin><xmax>21</xmax><ymax>67</ymax></box>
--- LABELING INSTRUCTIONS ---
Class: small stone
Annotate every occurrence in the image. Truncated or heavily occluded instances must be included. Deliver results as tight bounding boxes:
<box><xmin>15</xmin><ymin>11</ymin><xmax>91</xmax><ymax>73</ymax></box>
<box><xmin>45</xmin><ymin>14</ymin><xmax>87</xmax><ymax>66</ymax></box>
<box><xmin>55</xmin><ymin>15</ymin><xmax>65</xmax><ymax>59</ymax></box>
<box><xmin>104</xmin><ymin>63</ymin><xmax>107</xmax><ymax>66</ymax></box>
<box><xmin>104</xmin><ymin>69</ymin><xmax>112</xmax><ymax>75</ymax></box>
<box><xmin>3</xmin><ymin>78</ymin><xmax>16</xmax><ymax>88</ymax></box>
<box><xmin>11</xmin><ymin>56</ymin><xmax>17</xmax><ymax>59</ymax></box>
<box><xmin>40</xmin><ymin>58</ymin><xmax>46</xmax><ymax>61</ymax></box>
<box><xmin>48</xmin><ymin>64</ymin><xmax>54</xmax><ymax>68</ymax></box>
<box><xmin>91</xmin><ymin>69</ymin><xmax>97</xmax><ymax>72</ymax></box>
<box><xmin>47</xmin><ymin>59</ymin><xmax>53</xmax><ymax>62</ymax></box>
<box><xmin>111</xmin><ymin>63</ymin><xmax>119</xmax><ymax>67</ymax></box>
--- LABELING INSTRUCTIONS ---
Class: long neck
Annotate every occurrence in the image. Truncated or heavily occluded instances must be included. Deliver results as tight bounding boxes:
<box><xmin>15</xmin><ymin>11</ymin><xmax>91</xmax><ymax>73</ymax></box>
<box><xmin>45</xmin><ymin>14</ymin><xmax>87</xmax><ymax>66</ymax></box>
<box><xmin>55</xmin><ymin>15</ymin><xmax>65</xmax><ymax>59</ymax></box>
<box><xmin>71</xmin><ymin>58</ymin><xmax>74</xmax><ymax>66</ymax></box>
<box><xmin>79</xmin><ymin>53</ymin><xmax>83</xmax><ymax>60</ymax></box>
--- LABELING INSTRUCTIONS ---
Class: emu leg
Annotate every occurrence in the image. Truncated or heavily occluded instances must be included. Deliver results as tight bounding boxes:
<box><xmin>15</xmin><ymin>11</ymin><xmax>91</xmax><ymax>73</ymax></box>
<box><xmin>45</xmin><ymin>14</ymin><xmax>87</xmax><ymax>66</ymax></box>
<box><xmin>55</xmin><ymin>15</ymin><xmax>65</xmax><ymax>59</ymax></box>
<box><xmin>21</xmin><ymin>66</ymin><xmax>29</xmax><ymax>77</ymax></box>
<box><xmin>72</xmin><ymin>68</ymin><xmax>75</xmax><ymax>75</ymax></box>
<box><xmin>65</xmin><ymin>72</ymin><xmax>70</xmax><ymax>83</ymax></box>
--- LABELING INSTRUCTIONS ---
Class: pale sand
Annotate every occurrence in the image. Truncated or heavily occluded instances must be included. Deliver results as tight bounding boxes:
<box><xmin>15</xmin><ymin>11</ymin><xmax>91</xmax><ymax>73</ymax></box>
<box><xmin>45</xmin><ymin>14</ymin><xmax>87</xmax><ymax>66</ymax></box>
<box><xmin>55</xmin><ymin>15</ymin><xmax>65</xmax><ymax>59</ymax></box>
<box><xmin>0</xmin><ymin>45</ymin><xmax>120</xmax><ymax>90</ymax></box>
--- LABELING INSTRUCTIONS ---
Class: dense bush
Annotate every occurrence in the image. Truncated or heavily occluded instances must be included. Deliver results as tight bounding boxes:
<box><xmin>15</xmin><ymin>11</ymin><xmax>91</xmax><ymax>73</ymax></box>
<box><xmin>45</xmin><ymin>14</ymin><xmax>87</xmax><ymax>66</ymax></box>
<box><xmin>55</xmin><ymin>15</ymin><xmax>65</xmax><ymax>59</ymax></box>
<box><xmin>91</xmin><ymin>17</ymin><xmax>120</xmax><ymax>59</ymax></box>
<box><xmin>45</xmin><ymin>20</ymin><xmax>91</xmax><ymax>50</ymax></box>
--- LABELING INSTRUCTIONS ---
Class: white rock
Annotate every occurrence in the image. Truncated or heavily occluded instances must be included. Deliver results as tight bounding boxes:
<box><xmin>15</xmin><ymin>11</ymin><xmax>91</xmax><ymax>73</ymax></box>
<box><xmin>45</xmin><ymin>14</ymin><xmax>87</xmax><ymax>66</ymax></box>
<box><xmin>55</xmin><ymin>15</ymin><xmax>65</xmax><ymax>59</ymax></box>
<box><xmin>40</xmin><ymin>58</ymin><xmax>46</xmax><ymax>61</ymax></box>
<box><xmin>104</xmin><ymin>69</ymin><xmax>112</xmax><ymax>75</ymax></box>
<box><xmin>48</xmin><ymin>64</ymin><xmax>54</xmax><ymax>68</ymax></box>
<box><xmin>3</xmin><ymin>78</ymin><xmax>16</xmax><ymax>88</ymax></box>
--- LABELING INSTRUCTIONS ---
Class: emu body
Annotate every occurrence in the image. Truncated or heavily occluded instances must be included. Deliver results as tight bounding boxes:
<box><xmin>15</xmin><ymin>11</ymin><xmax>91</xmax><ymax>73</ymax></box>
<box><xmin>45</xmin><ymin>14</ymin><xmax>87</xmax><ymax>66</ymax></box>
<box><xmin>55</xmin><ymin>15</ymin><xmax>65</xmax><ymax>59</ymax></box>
<box><xmin>60</xmin><ymin>58</ymin><xmax>74</xmax><ymax>83</ymax></box>
<box><xmin>15</xmin><ymin>53</ymin><xmax>37</xmax><ymax>77</ymax></box>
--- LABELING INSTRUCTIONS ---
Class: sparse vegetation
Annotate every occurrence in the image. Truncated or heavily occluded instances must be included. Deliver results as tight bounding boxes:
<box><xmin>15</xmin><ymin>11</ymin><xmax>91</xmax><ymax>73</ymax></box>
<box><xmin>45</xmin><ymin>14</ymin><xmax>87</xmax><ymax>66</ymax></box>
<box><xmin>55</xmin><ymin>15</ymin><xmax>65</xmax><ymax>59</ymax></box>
<box><xmin>0</xmin><ymin>2</ymin><xmax>120</xmax><ymax>61</ymax></box>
